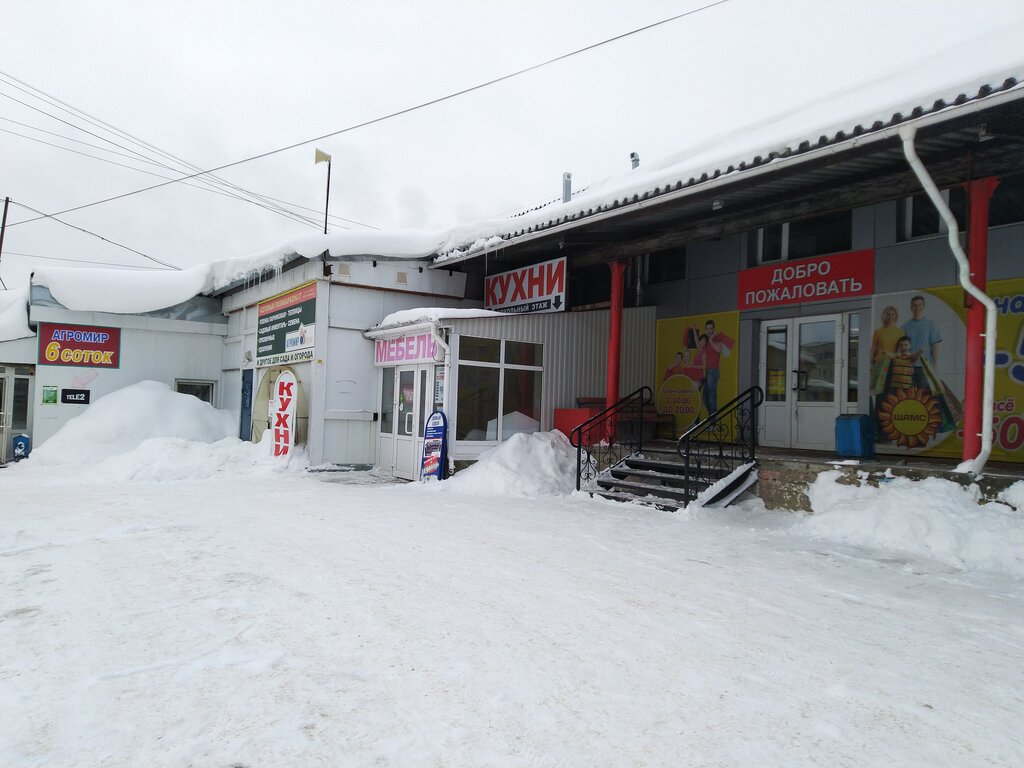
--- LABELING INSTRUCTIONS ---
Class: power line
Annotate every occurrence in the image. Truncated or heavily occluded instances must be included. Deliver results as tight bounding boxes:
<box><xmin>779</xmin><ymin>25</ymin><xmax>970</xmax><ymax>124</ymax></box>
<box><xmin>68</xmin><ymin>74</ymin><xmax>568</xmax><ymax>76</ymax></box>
<box><xmin>9</xmin><ymin>200</ymin><xmax>180</xmax><ymax>270</ymax></box>
<box><xmin>0</xmin><ymin>71</ymin><xmax>379</xmax><ymax>230</ymax></box>
<box><xmin>0</xmin><ymin>89</ymin><xmax>325</xmax><ymax>230</ymax></box>
<box><xmin>1</xmin><ymin>250</ymin><xmax>169</xmax><ymax>270</ymax></box>
<box><xmin>1</xmin><ymin>117</ymin><xmax>374</xmax><ymax>229</ymax></box>
<box><xmin>3</xmin><ymin>0</ymin><xmax>730</xmax><ymax>227</ymax></box>
<box><xmin>0</xmin><ymin>115</ymin><xmax>186</xmax><ymax>168</ymax></box>
<box><xmin>0</xmin><ymin>125</ymin><xmax>325</xmax><ymax>230</ymax></box>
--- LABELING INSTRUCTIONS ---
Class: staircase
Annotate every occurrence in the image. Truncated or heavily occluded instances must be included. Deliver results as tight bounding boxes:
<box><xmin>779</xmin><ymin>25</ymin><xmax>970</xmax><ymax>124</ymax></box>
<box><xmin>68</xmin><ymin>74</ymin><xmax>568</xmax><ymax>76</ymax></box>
<box><xmin>571</xmin><ymin>386</ymin><xmax>764</xmax><ymax>511</ymax></box>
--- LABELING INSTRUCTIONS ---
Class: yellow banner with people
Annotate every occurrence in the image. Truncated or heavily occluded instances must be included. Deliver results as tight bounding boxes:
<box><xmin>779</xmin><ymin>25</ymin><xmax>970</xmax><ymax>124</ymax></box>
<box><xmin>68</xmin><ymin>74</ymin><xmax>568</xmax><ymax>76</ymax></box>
<box><xmin>870</xmin><ymin>277</ymin><xmax>1024</xmax><ymax>462</ymax></box>
<box><xmin>655</xmin><ymin>310</ymin><xmax>740</xmax><ymax>434</ymax></box>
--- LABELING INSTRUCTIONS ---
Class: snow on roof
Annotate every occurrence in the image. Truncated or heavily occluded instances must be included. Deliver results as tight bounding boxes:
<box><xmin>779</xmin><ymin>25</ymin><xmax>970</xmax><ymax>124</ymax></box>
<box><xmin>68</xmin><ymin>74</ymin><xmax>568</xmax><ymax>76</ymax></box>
<box><xmin>432</xmin><ymin>35</ymin><xmax>1024</xmax><ymax>261</ymax></box>
<box><xmin>29</xmin><ymin>229</ymin><xmax>449</xmax><ymax>315</ymax></box>
<box><xmin>373</xmin><ymin>307</ymin><xmax>504</xmax><ymax>331</ymax></box>
<box><xmin>0</xmin><ymin>287</ymin><xmax>33</xmax><ymax>341</ymax></box>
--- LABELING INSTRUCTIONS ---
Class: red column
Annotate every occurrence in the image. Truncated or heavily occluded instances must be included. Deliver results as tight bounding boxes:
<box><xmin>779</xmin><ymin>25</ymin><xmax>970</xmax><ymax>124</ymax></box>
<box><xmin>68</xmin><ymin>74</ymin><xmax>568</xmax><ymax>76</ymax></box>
<box><xmin>964</xmin><ymin>176</ymin><xmax>999</xmax><ymax>460</ymax></box>
<box><xmin>606</xmin><ymin>261</ymin><xmax>626</xmax><ymax>410</ymax></box>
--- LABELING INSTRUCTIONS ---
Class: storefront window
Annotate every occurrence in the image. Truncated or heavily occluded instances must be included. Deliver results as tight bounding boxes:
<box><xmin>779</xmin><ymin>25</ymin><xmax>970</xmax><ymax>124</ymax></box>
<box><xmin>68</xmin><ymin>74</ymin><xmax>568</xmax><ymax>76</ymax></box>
<box><xmin>897</xmin><ymin>188</ymin><xmax>966</xmax><ymax>240</ymax></box>
<box><xmin>457</xmin><ymin>336</ymin><xmax>544</xmax><ymax>442</ymax></box>
<box><xmin>788</xmin><ymin>210</ymin><xmax>852</xmax><ymax>260</ymax></box>
<box><xmin>380</xmin><ymin>366</ymin><xmax>395</xmax><ymax>433</ymax></box>
<box><xmin>990</xmin><ymin>174</ymin><xmax>1024</xmax><ymax>226</ymax></box>
<box><xmin>456</xmin><ymin>364</ymin><xmax>499</xmax><ymax>440</ymax></box>
<box><xmin>175</xmin><ymin>380</ymin><xmax>214</xmax><ymax>403</ymax></box>
<box><xmin>12</xmin><ymin>378</ymin><xmax>29</xmax><ymax>432</ymax></box>
<box><xmin>847</xmin><ymin>313</ymin><xmax>859</xmax><ymax>404</ymax></box>
<box><xmin>460</xmin><ymin>336</ymin><xmax>500</xmax><ymax>363</ymax></box>
<box><xmin>501</xmin><ymin>368</ymin><xmax>542</xmax><ymax>438</ymax></box>
<box><xmin>505</xmin><ymin>341</ymin><xmax>542</xmax><ymax>366</ymax></box>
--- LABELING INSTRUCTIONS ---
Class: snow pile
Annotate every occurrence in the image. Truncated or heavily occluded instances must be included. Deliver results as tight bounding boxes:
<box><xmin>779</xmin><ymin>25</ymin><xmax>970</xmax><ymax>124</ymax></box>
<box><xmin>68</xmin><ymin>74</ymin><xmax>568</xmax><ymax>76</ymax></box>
<box><xmin>798</xmin><ymin>471</ymin><xmax>1024</xmax><ymax>577</ymax></box>
<box><xmin>1000</xmin><ymin>480</ymin><xmax>1024</xmax><ymax>510</ymax></box>
<box><xmin>78</xmin><ymin>436</ymin><xmax>306</xmax><ymax>483</ymax></box>
<box><xmin>0</xmin><ymin>286</ymin><xmax>32</xmax><ymax>341</ymax></box>
<box><xmin>374</xmin><ymin>306</ymin><xmax>501</xmax><ymax>330</ymax></box>
<box><xmin>27</xmin><ymin>380</ymin><xmax>233</xmax><ymax>466</ymax></box>
<box><xmin>433</xmin><ymin>430</ymin><xmax>577</xmax><ymax>497</ymax></box>
<box><xmin>14</xmin><ymin>381</ymin><xmax>304</xmax><ymax>483</ymax></box>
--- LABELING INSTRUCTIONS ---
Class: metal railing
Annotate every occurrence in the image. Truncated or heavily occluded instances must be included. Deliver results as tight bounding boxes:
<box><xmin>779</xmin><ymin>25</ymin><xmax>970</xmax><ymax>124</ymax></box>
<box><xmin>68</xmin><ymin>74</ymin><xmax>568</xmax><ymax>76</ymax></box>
<box><xmin>675</xmin><ymin>385</ymin><xmax>764</xmax><ymax>505</ymax></box>
<box><xmin>569</xmin><ymin>386</ymin><xmax>654</xmax><ymax>492</ymax></box>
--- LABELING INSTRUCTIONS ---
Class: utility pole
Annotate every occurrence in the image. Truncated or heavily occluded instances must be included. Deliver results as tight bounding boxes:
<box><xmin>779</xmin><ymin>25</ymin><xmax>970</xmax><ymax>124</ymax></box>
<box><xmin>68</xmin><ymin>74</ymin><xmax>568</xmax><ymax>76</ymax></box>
<box><xmin>0</xmin><ymin>197</ymin><xmax>10</xmax><ymax>290</ymax></box>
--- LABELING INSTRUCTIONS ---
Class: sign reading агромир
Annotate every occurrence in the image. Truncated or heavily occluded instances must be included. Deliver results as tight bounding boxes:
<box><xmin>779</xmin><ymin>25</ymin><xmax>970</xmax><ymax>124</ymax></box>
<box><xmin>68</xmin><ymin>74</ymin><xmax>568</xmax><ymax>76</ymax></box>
<box><xmin>38</xmin><ymin>323</ymin><xmax>121</xmax><ymax>368</ymax></box>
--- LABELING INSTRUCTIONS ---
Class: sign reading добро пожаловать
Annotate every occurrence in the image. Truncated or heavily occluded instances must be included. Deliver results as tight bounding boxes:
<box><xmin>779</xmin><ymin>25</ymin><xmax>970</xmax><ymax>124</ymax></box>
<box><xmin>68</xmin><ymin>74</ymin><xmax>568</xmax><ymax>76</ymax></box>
<box><xmin>256</xmin><ymin>281</ymin><xmax>316</xmax><ymax>367</ymax></box>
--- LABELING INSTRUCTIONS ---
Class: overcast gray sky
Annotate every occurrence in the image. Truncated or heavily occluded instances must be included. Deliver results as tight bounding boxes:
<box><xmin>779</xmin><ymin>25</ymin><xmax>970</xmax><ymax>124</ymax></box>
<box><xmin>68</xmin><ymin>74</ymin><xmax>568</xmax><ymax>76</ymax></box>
<box><xmin>2</xmin><ymin>0</ymin><xmax>1024</xmax><ymax>288</ymax></box>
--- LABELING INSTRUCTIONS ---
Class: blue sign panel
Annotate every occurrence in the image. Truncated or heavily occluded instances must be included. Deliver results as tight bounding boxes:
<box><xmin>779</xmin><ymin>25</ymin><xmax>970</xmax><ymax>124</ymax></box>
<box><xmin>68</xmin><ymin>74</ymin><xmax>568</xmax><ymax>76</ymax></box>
<box><xmin>420</xmin><ymin>410</ymin><xmax>448</xmax><ymax>481</ymax></box>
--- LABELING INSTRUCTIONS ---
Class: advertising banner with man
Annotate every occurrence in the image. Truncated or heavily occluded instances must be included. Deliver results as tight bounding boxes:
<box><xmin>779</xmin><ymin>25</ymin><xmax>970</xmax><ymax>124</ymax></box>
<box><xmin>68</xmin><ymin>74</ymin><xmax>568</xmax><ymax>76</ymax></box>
<box><xmin>655</xmin><ymin>310</ymin><xmax>739</xmax><ymax>434</ymax></box>
<box><xmin>871</xmin><ymin>277</ymin><xmax>1023</xmax><ymax>462</ymax></box>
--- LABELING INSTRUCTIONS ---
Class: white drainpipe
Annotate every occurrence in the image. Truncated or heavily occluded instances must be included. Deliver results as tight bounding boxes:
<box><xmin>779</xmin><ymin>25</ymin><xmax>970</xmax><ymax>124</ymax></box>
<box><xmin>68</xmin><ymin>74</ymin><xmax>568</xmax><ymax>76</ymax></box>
<box><xmin>898</xmin><ymin>125</ymin><xmax>997</xmax><ymax>476</ymax></box>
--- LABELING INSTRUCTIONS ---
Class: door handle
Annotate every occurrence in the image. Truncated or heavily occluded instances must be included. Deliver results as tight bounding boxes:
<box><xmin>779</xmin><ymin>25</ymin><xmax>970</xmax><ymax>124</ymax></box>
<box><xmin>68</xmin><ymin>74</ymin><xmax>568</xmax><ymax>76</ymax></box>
<box><xmin>791</xmin><ymin>369</ymin><xmax>800</xmax><ymax>391</ymax></box>
<box><xmin>405</xmin><ymin>411</ymin><xmax>414</xmax><ymax>434</ymax></box>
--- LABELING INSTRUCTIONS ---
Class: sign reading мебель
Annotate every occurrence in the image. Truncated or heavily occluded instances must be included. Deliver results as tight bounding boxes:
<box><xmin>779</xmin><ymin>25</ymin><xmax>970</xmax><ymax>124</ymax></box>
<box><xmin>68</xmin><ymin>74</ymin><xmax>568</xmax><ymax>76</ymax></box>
<box><xmin>373</xmin><ymin>332</ymin><xmax>440</xmax><ymax>365</ymax></box>
<box><xmin>738</xmin><ymin>249</ymin><xmax>875</xmax><ymax>310</ymax></box>
<box><xmin>256</xmin><ymin>281</ymin><xmax>316</xmax><ymax>367</ymax></box>
<box><xmin>38</xmin><ymin>323</ymin><xmax>120</xmax><ymax>368</ymax></box>
<box><xmin>485</xmin><ymin>256</ymin><xmax>566</xmax><ymax>314</ymax></box>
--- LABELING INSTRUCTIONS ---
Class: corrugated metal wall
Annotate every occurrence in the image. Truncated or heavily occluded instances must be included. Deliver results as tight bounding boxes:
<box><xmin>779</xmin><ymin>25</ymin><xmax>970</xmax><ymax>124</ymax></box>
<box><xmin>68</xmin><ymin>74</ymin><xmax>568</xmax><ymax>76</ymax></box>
<box><xmin>450</xmin><ymin>306</ymin><xmax>655</xmax><ymax>430</ymax></box>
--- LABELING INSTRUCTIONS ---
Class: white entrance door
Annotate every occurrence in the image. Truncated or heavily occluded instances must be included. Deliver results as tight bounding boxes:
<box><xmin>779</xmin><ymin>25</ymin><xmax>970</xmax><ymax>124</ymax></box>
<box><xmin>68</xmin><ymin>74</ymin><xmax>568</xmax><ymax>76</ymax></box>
<box><xmin>759</xmin><ymin>314</ymin><xmax>844</xmax><ymax>450</ymax></box>
<box><xmin>0</xmin><ymin>367</ymin><xmax>34</xmax><ymax>464</ymax></box>
<box><xmin>379</xmin><ymin>365</ymin><xmax>430</xmax><ymax>480</ymax></box>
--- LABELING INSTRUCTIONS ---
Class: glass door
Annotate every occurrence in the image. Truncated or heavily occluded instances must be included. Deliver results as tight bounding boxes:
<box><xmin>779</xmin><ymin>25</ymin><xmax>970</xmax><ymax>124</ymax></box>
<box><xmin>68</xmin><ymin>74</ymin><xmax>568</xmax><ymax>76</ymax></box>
<box><xmin>759</xmin><ymin>323</ymin><xmax>792</xmax><ymax>447</ymax></box>
<box><xmin>794</xmin><ymin>317</ymin><xmax>840</xmax><ymax>450</ymax></box>
<box><xmin>392</xmin><ymin>366</ymin><xmax>429</xmax><ymax>480</ymax></box>
<box><xmin>759</xmin><ymin>315</ymin><xmax>842</xmax><ymax>450</ymax></box>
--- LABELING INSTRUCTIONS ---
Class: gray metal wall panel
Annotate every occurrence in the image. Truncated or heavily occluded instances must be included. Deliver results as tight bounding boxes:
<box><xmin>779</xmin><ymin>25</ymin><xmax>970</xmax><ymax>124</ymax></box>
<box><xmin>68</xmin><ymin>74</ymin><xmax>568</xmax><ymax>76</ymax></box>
<box><xmin>852</xmin><ymin>205</ymin><xmax>875</xmax><ymax>250</ymax></box>
<box><xmin>989</xmin><ymin>224</ymin><xmax>1024</xmax><ymax>280</ymax></box>
<box><xmin>648</xmin><ymin>283</ymin><xmax>689</xmax><ymax>318</ymax></box>
<box><xmin>688</xmin><ymin>235</ymin><xmax>743</xmax><ymax>277</ymax></box>
<box><xmin>688</xmin><ymin>273</ymin><xmax>738</xmax><ymax>315</ymax></box>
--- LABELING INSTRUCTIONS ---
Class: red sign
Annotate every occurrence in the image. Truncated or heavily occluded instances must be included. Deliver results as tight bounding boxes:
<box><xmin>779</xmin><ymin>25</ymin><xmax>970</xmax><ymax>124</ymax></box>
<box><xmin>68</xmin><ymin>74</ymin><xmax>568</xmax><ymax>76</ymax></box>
<box><xmin>485</xmin><ymin>256</ymin><xmax>566</xmax><ymax>313</ymax></box>
<box><xmin>38</xmin><ymin>323</ymin><xmax>121</xmax><ymax>368</ymax></box>
<box><xmin>738</xmin><ymin>250</ymin><xmax>875</xmax><ymax>310</ymax></box>
<box><xmin>272</xmin><ymin>370</ymin><xmax>297</xmax><ymax>457</ymax></box>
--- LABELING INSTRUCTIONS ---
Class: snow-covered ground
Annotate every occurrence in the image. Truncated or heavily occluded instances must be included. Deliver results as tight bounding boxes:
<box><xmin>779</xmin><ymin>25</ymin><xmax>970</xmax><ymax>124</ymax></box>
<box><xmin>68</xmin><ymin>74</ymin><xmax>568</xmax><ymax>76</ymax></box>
<box><xmin>1</xmin><ymin>386</ymin><xmax>1022</xmax><ymax>766</ymax></box>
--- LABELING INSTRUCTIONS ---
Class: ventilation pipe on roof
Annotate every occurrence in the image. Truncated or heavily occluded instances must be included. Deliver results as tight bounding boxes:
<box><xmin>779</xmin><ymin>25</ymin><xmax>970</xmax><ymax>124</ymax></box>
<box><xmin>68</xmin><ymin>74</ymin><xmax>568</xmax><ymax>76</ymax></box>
<box><xmin>562</xmin><ymin>172</ymin><xmax>572</xmax><ymax>203</ymax></box>
<box><xmin>898</xmin><ymin>125</ymin><xmax>997</xmax><ymax>477</ymax></box>
<box><xmin>630</xmin><ymin>152</ymin><xmax>640</xmax><ymax>170</ymax></box>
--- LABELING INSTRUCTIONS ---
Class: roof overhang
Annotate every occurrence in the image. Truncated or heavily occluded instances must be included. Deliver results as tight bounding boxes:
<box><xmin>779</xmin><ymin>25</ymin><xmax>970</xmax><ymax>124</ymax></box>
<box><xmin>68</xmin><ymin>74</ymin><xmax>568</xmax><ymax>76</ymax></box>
<box><xmin>432</xmin><ymin>79</ymin><xmax>1024</xmax><ymax>272</ymax></box>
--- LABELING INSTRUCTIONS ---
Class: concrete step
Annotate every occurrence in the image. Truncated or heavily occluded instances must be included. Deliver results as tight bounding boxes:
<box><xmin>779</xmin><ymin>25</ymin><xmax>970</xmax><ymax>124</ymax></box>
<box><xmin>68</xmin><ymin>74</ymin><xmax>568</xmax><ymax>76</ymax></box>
<box><xmin>594</xmin><ymin>477</ymin><xmax>704</xmax><ymax>505</ymax></box>
<box><xmin>623</xmin><ymin>457</ymin><xmax>732</xmax><ymax>479</ymax></box>
<box><xmin>588</xmin><ymin>490</ymin><xmax>683</xmax><ymax>512</ymax></box>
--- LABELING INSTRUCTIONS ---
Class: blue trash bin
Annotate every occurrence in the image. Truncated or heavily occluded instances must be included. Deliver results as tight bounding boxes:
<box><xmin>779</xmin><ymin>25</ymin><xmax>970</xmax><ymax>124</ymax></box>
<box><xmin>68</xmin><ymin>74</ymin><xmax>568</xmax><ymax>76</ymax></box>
<box><xmin>12</xmin><ymin>434</ymin><xmax>30</xmax><ymax>461</ymax></box>
<box><xmin>835</xmin><ymin>415</ymin><xmax>874</xmax><ymax>458</ymax></box>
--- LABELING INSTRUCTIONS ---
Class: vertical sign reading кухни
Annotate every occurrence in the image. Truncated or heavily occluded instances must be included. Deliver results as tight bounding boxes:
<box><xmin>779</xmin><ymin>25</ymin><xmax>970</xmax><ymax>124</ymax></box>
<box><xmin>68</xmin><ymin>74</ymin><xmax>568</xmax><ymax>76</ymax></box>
<box><xmin>272</xmin><ymin>370</ymin><xmax>297</xmax><ymax>457</ymax></box>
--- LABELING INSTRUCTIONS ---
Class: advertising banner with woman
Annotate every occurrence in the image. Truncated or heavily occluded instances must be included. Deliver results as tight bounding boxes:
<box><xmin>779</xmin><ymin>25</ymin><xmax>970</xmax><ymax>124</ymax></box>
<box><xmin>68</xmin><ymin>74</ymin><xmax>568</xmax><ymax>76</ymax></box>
<box><xmin>871</xmin><ymin>277</ymin><xmax>1023</xmax><ymax>462</ymax></box>
<box><xmin>655</xmin><ymin>310</ymin><xmax>739</xmax><ymax>434</ymax></box>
